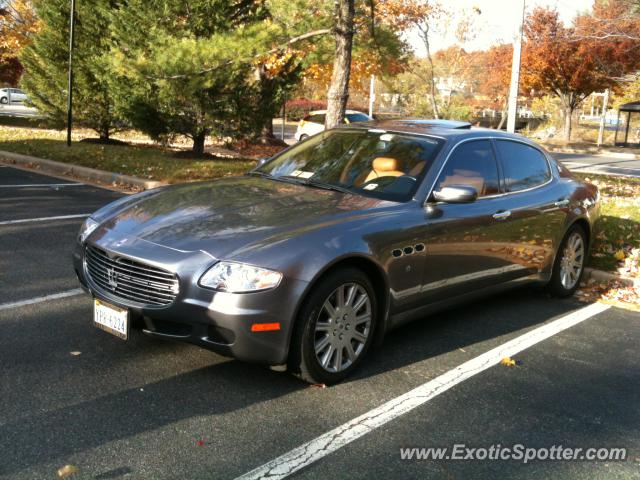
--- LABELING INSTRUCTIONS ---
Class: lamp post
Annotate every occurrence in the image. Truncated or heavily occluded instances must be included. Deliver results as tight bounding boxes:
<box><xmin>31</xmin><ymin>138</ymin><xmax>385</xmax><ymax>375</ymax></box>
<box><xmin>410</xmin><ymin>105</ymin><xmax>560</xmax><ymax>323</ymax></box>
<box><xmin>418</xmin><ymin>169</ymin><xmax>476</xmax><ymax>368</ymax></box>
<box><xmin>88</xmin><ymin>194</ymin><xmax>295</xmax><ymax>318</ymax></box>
<box><xmin>507</xmin><ymin>0</ymin><xmax>525</xmax><ymax>133</ymax></box>
<box><xmin>66</xmin><ymin>0</ymin><xmax>76</xmax><ymax>147</ymax></box>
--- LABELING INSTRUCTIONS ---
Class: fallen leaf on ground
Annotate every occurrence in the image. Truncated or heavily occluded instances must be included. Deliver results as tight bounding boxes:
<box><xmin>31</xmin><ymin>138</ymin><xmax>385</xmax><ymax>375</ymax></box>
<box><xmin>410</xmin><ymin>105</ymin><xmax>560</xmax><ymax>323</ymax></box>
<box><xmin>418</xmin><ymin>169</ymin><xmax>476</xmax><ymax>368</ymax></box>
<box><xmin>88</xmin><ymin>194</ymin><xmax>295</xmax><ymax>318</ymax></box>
<box><xmin>57</xmin><ymin>465</ymin><xmax>78</xmax><ymax>478</ymax></box>
<box><xmin>500</xmin><ymin>357</ymin><xmax>517</xmax><ymax>367</ymax></box>
<box><xmin>614</xmin><ymin>250</ymin><xmax>626</xmax><ymax>261</ymax></box>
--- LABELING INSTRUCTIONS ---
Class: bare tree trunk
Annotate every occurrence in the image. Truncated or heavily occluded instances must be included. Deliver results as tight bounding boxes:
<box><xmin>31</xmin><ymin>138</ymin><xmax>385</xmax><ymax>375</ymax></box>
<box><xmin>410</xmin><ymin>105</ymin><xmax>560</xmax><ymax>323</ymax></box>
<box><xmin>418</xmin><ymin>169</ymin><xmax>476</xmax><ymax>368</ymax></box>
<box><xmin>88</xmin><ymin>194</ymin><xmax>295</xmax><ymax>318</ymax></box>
<box><xmin>325</xmin><ymin>0</ymin><xmax>355</xmax><ymax>129</ymax></box>
<box><xmin>563</xmin><ymin>107</ymin><xmax>573</xmax><ymax>141</ymax></box>
<box><xmin>192</xmin><ymin>131</ymin><xmax>206</xmax><ymax>156</ymax></box>
<box><xmin>418</xmin><ymin>23</ymin><xmax>440</xmax><ymax>119</ymax></box>
<box><xmin>496</xmin><ymin>98</ymin><xmax>508</xmax><ymax>130</ymax></box>
<box><xmin>99</xmin><ymin>126</ymin><xmax>110</xmax><ymax>142</ymax></box>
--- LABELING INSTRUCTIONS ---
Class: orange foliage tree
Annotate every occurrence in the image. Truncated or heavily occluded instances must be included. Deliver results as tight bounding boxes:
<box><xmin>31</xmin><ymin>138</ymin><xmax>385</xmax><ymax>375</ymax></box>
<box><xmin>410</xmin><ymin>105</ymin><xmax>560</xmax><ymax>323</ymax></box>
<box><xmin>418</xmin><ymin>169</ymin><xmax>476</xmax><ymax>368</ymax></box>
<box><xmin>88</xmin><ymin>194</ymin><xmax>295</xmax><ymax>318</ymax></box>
<box><xmin>522</xmin><ymin>6</ymin><xmax>640</xmax><ymax>140</ymax></box>
<box><xmin>472</xmin><ymin>43</ymin><xmax>513</xmax><ymax>126</ymax></box>
<box><xmin>0</xmin><ymin>0</ymin><xmax>39</xmax><ymax>86</ymax></box>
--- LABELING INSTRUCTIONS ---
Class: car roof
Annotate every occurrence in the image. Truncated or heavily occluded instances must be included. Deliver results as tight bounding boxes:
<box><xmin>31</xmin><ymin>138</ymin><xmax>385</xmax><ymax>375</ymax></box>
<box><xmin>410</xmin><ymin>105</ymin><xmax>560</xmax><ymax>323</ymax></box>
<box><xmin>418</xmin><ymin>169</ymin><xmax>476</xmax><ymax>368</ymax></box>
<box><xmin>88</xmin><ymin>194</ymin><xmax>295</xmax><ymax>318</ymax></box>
<box><xmin>308</xmin><ymin>109</ymin><xmax>369</xmax><ymax>116</ymax></box>
<box><xmin>341</xmin><ymin>118</ymin><xmax>540</xmax><ymax>144</ymax></box>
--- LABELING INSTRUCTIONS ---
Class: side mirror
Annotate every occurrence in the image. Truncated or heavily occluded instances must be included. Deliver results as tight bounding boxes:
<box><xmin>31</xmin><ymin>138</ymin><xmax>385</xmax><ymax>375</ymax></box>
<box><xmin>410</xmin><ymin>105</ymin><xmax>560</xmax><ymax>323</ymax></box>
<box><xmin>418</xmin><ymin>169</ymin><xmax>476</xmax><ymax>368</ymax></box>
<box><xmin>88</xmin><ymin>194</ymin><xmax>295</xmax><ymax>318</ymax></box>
<box><xmin>258</xmin><ymin>157</ymin><xmax>270</xmax><ymax>167</ymax></box>
<box><xmin>432</xmin><ymin>185</ymin><xmax>478</xmax><ymax>204</ymax></box>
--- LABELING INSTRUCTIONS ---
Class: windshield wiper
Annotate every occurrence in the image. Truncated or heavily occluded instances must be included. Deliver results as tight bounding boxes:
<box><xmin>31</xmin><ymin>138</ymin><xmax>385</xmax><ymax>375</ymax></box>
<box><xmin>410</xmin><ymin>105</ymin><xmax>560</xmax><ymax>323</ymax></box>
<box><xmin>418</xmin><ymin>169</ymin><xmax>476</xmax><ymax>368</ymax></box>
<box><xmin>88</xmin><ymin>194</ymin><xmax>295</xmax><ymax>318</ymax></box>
<box><xmin>246</xmin><ymin>171</ymin><xmax>272</xmax><ymax>178</ymax></box>
<box><xmin>303</xmin><ymin>179</ymin><xmax>353</xmax><ymax>195</ymax></box>
<box><xmin>249</xmin><ymin>172</ymin><xmax>351</xmax><ymax>194</ymax></box>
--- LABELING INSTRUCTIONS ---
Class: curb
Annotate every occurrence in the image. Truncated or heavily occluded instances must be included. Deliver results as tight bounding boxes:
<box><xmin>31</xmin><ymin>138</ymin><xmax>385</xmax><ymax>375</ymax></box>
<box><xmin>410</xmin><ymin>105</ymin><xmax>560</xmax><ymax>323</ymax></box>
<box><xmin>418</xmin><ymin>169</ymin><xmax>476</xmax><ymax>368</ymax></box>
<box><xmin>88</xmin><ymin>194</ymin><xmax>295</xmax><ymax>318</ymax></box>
<box><xmin>583</xmin><ymin>267</ymin><xmax>637</xmax><ymax>288</ymax></box>
<box><xmin>0</xmin><ymin>150</ymin><xmax>165</xmax><ymax>190</ymax></box>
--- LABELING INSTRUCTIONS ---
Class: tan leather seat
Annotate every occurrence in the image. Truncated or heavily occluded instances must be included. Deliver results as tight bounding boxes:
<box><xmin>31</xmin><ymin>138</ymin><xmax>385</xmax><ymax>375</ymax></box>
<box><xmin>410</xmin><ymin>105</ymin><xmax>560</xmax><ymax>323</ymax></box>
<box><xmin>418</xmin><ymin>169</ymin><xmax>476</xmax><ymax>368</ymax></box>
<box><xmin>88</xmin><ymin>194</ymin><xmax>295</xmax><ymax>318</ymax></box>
<box><xmin>364</xmin><ymin>157</ymin><xmax>405</xmax><ymax>183</ymax></box>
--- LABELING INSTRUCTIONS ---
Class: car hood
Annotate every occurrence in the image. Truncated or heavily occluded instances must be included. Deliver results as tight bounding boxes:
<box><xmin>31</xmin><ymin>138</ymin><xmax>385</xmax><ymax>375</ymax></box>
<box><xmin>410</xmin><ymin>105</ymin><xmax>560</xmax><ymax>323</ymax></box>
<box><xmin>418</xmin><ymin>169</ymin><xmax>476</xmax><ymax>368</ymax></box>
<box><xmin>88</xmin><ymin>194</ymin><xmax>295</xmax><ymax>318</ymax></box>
<box><xmin>92</xmin><ymin>176</ymin><xmax>388</xmax><ymax>259</ymax></box>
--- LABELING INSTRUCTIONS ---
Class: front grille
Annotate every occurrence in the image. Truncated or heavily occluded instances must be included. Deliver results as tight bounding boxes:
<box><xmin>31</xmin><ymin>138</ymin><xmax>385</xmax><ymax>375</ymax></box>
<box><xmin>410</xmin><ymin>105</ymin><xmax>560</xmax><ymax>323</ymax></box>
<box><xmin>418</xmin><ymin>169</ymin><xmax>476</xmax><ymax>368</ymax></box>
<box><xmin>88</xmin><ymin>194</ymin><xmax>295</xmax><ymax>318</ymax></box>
<box><xmin>85</xmin><ymin>244</ymin><xmax>179</xmax><ymax>307</ymax></box>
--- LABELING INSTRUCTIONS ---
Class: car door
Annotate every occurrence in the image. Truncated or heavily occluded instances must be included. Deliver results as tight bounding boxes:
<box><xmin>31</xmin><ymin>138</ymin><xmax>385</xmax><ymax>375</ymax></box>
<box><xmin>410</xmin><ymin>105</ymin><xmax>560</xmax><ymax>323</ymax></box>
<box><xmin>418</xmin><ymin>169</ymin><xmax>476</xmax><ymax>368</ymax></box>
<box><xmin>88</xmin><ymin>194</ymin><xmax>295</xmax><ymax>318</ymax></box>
<box><xmin>13</xmin><ymin>89</ymin><xmax>26</xmax><ymax>102</ymax></box>
<box><xmin>420</xmin><ymin>138</ymin><xmax>530</xmax><ymax>302</ymax></box>
<box><xmin>492</xmin><ymin>139</ymin><xmax>569</xmax><ymax>278</ymax></box>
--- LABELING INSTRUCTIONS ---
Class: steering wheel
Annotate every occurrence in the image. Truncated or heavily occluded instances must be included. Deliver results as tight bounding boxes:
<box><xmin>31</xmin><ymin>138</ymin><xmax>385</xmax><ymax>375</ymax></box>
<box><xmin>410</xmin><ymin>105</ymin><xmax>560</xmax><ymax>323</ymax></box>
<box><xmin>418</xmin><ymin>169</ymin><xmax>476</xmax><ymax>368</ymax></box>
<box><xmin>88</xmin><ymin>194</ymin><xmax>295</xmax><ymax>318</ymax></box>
<box><xmin>360</xmin><ymin>175</ymin><xmax>416</xmax><ymax>190</ymax></box>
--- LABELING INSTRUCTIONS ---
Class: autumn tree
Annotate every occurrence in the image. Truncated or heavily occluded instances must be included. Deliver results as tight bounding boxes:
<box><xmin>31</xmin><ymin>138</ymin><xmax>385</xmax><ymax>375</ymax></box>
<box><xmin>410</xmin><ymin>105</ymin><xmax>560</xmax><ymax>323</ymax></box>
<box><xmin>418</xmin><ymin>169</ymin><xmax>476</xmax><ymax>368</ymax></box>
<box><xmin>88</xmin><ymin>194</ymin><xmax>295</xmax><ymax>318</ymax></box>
<box><xmin>474</xmin><ymin>43</ymin><xmax>512</xmax><ymax>128</ymax></box>
<box><xmin>0</xmin><ymin>0</ymin><xmax>38</xmax><ymax>86</ymax></box>
<box><xmin>522</xmin><ymin>6</ymin><xmax>640</xmax><ymax>140</ymax></box>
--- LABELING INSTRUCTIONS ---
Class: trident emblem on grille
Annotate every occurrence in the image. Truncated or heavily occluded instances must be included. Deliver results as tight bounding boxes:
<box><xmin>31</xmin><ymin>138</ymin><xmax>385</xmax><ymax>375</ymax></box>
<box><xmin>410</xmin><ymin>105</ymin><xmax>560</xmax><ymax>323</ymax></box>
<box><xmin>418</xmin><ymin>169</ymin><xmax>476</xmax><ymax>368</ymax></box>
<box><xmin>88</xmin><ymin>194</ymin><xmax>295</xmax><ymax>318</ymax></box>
<box><xmin>106</xmin><ymin>267</ymin><xmax>118</xmax><ymax>290</ymax></box>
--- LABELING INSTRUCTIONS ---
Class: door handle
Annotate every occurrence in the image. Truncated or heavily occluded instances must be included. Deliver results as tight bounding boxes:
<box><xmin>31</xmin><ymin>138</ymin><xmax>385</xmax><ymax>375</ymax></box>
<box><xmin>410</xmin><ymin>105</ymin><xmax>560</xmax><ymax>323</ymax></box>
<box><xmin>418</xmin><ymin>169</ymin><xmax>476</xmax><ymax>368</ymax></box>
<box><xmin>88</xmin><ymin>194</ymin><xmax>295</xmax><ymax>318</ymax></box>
<box><xmin>492</xmin><ymin>210</ymin><xmax>512</xmax><ymax>220</ymax></box>
<box><xmin>554</xmin><ymin>198</ymin><xmax>570</xmax><ymax>207</ymax></box>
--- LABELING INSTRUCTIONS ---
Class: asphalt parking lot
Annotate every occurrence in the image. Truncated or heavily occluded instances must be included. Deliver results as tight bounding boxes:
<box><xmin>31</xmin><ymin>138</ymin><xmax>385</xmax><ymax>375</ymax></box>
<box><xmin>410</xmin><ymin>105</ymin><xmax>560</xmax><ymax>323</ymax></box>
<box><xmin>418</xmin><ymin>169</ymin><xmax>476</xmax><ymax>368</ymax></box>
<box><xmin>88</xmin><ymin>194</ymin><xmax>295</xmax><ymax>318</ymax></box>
<box><xmin>1</xmin><ymin>165</ymin><xmax>639</xmax><ymax>480</ymax></box>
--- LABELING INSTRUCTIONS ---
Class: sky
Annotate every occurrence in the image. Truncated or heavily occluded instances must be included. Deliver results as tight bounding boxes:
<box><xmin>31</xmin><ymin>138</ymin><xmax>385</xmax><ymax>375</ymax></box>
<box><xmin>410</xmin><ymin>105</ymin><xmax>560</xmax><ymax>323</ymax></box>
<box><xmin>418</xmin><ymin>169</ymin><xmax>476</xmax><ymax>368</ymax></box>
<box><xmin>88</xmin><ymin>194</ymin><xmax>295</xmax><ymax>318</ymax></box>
<box><xmin>409</xmin><ymin>0</ymin><xmax>594</xmax><ymax>55</ymax></box>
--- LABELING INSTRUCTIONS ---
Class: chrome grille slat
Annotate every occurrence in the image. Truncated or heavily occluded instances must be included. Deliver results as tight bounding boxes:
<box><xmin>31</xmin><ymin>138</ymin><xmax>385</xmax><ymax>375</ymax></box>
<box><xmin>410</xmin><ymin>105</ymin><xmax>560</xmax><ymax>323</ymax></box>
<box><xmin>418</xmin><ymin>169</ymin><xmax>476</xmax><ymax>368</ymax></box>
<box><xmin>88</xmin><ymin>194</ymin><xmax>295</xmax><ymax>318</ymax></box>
<box><xmin>85</xmin><ymin>245</ymin><xmax>179</xmax><ymax>306</ymax></box>
<box><xmin>86</xmin><ymin>248</ymin><xmax>175</xmax><ymax>282</ymax></box>
<box><xmin>87</xmin><ymin>246</ymin><xmax>175</xmax><ymax>278</ymax></box>
<box><xmin>86</xmin><ymin>264</ymin><xmax>175</xmax><ymax>299</ymax></box>
<box><xmin>84</xmin><ymin>255</ymin><xmax>178</xmax><ymax>292</ymax></box>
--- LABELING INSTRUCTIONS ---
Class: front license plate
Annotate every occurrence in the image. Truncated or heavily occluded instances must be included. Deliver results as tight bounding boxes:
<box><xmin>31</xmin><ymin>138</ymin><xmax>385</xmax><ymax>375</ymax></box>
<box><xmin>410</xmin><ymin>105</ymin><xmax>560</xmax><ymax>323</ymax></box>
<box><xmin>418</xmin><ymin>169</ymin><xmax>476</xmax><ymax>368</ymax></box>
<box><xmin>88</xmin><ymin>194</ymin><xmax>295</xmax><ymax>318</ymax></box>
<box><xmin>94</xmin><ymin>299</ymin><xmax>129</xmax><ymax>340</ymax></box>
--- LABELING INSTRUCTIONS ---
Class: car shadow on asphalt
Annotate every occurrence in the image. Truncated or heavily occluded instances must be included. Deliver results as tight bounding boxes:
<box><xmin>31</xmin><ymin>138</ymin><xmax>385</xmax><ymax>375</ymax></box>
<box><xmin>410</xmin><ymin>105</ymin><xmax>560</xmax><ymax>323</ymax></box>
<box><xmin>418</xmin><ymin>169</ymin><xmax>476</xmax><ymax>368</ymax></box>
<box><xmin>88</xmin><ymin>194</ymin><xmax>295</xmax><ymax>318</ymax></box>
<box><xmin>0</xmin><ymin>288</ymin><xmax>585</xmax><ymax>476</ymax></box>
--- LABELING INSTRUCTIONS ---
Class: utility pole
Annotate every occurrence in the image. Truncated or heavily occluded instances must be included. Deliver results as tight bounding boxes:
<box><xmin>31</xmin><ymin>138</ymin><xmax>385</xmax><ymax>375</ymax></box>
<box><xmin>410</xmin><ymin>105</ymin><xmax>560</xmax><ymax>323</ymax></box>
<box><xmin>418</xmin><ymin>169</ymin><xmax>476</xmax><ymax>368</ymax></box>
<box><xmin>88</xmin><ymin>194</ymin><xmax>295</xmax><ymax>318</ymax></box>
<box><xmin>597</xmin><ymin>89</ymin><xmax>609</xmax><ymax>146</ymax></box>
<box><xmin>66</xmin><ymin>0</ymin><xmax>76</xmax><ymax>147</ymax></box>
<box><xmin>281</xmin><ymin>91</ymin><xmax>286</xmax><ymax>141</ymax></box>
<box><xmin>368</xmin><ymin>75</ymin><xmax>375</xmax><ymax>118</ymax></box>
<box><xmin>507</xmin><ymin>0</ymin><xmax>525</xmax><ymax>133</ymax></box>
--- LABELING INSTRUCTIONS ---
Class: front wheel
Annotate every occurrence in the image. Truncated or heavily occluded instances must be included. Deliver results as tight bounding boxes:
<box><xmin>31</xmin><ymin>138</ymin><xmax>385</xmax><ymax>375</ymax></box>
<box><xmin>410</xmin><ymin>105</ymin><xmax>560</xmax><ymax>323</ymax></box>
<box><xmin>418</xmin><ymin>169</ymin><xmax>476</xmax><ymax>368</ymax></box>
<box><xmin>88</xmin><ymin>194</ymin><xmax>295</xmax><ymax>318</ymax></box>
<box><xmin>289</xmin><ymin>268</ymin><xmax>377</xmax><ymax>385</ymax></box>
<box><xmin>547</xmin><ymin>225</ymin><xmax>587</xmax><ymax>297</ymax></box>
<box><xmin>0</xmin><ymin>97</ymin><xmax>8</xmax><ymax>105</ymax></box>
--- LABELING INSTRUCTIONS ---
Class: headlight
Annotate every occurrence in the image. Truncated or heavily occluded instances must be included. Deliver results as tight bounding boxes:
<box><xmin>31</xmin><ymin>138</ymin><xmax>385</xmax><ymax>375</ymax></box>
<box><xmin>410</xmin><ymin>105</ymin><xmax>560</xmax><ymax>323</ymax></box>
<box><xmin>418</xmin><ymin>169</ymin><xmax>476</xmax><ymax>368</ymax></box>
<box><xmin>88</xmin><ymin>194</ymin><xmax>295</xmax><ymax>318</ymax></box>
<box><xmin>199</xmin><ymin>261</ymin><xmax>282</xmax><ymax>293</ymax></box>
<box><xmin>78</xmin><ymin>217</ymin><xmax>99</xmax><ymax>243</ymax></box>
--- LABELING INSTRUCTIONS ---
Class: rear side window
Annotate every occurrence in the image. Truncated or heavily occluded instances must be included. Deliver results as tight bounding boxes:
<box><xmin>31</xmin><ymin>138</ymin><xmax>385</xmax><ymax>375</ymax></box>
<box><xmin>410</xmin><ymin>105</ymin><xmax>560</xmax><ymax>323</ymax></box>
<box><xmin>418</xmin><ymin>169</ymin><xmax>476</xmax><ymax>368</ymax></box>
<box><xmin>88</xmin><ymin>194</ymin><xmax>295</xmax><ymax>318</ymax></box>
<box><xmin>496</xmin><ymin>140</ymin><xmax>551</xmax><ymax>192</ymax></box>
<box><xmin>435</xmin><ymin>140</ymin><xmax>500</xmax><ymax>197</ymax></box>
<box><xmin>308</xmin><ymin>114</ymin><xmax>325</xmax><ymax>124</ymax></box>
<box><xmin>345</xmin><ymin>113</ymin><xmax>370</xmax><ymax>123</ymax></box>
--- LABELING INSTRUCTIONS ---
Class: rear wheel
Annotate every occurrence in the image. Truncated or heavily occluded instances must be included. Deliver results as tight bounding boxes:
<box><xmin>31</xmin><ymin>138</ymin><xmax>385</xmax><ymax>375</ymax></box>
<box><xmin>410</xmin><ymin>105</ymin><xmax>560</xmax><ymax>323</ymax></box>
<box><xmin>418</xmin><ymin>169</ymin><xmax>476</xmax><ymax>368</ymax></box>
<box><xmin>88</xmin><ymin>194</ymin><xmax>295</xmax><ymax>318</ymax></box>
<box><xmin>289</xmin><ymin>268</ymin><xmax>377</xmax><ymax>385</ymax></box>
<box><xmin>547</xmin><ymin>224</ymin><xmax>587</xmax><ymax>297</ymax></box>
<box><xmin>299</xmin><ymin>134</ymin><xmax>309</xmax><ymax>142</ymax></box>
<box><xmin>0</xmin><ymin>97</ymin><xmax>8</xmax><ymax>105</ymax></box>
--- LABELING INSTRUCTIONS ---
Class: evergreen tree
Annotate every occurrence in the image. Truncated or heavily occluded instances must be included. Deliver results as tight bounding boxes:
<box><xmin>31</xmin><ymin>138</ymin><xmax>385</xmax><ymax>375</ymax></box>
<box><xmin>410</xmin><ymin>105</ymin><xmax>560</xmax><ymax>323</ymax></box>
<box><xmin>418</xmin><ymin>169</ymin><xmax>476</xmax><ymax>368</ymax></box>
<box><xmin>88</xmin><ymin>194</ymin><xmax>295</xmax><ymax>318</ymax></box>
<box><xmin>108</xmin><ymin>0</ymin><xmax>276</xmax><ymax>155</ymax></box>
<box><xmin>20</xmin><ymin>0</ymin><xmax>121</xmax><ymax>141</ymax></box>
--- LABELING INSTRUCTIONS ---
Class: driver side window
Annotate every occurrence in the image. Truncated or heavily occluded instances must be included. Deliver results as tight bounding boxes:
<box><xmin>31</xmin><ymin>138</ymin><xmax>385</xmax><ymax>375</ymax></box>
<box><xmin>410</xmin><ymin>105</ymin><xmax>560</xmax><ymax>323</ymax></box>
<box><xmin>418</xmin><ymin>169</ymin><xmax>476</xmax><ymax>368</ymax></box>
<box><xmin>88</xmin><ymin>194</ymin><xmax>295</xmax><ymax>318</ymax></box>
<box><xmin>435</xmin><ymin>140</ymin><xmax>500</xmax><ymax>197</ymax></box>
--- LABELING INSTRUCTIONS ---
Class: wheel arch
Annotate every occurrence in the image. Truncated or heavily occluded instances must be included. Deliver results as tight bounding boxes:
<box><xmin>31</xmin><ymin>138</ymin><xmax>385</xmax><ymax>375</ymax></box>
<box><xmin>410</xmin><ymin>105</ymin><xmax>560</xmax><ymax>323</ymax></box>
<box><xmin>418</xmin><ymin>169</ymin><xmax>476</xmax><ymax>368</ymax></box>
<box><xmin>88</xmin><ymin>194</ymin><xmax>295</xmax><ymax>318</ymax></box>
<box><xmin>571</xmin><ymin>217</ymin><xmax>592</xmax><ymax>250</ymax></box>
<box><xmin>548</xmin><ymin>216</ymin><xmax>592</xmax><ymax>280</ymax></box>
<box><xmin>287</xmin><ymin>254</ymin><xmax>391</xmax><ymax>357</ymax></box>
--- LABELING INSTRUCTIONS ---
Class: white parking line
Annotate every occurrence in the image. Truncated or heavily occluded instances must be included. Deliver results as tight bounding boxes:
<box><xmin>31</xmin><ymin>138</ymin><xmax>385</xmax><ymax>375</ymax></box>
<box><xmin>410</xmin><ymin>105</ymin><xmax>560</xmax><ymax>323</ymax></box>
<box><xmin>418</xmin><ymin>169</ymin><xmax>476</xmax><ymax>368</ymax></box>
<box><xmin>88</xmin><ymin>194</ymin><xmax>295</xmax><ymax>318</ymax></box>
<box><xmin>0</xmin><ymin>213</ymin><xmax>90</xmax><ymax>226</ymax></box>
<box><xmin>0</xmin><ymin>288</ymin><xmax>84</xmax><ymax>312</ymax></box>
<box><xmin>235</xmin><ymin>302</ymin><xmax>611</xmax><ymax>480</ymax></box>
<box><xmin>0</xmin><ymin>183</ymin><xmax>85</xmax><ymax>188</ymax></box>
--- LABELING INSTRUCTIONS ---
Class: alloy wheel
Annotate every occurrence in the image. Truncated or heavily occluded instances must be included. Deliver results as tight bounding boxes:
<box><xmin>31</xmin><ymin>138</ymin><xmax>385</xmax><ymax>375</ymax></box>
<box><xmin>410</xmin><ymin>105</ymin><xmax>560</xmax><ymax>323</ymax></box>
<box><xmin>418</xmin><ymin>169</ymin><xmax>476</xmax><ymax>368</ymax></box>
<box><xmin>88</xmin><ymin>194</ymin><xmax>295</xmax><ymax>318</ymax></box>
<box><xmin>314</xmin><ymin>282</ymin><xmax>372</xmax><ymax>373</ymax></box>
<box><xmin>559</xmin><ymin>232</ymin><xmax>585</xmax><ymax>290</ymax></box>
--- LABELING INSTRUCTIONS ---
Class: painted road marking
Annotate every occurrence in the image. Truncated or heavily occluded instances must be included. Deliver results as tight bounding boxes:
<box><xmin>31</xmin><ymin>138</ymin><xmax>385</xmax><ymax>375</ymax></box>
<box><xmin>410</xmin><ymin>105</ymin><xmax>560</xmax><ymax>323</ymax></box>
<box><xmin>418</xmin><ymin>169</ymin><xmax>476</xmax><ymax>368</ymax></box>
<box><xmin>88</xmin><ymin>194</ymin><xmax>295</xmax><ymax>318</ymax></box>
<box><xmin>0</xmin><ymin>183</ymin><xmax>85</xmax><ymax>188</ymax></box>
<box><xmin>0</xmin><ymin>213</ymin><xmax>90</xmax><ymax>226</ymax></box>
<box><xmin>0</xmin><ymin>289</ymin><xmax>84</xmax><ymax>312</ymax></box>
<box><xmin>235</xmin><ymin>302</ymin><xmax>611</xmax><ymax>480</ymax></box>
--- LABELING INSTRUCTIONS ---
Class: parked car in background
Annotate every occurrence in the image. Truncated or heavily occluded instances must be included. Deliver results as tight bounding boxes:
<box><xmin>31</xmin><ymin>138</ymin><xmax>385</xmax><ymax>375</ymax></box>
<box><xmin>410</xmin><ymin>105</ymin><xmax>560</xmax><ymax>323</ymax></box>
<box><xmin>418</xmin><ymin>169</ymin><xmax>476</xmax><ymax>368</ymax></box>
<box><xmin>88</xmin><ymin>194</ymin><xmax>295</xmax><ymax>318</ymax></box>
<box><xmin>75</xmin><ymin>119</ymin><xmax>599</xmax><ymax>385</ymax></box>
<box><xmin>294</xmin><ymin>109</ymin><xmax>372</xmax><ymax>141</ymax></box>
<box><xmin>0</xmin><ymin>88</ymin><xmax>27</xmax><ymax>104</ymax></box>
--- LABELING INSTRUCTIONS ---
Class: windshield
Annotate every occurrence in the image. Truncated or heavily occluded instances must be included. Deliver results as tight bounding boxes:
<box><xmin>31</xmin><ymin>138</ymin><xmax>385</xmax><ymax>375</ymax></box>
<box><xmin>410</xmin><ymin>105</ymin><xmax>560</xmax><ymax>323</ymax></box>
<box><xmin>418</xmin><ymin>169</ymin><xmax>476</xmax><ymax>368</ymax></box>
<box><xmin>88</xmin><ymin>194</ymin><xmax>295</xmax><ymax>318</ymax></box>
<box><xmin>256</xmin><ymin>129</ymin><xmax>444</xmax><ymax>202</ymax></box>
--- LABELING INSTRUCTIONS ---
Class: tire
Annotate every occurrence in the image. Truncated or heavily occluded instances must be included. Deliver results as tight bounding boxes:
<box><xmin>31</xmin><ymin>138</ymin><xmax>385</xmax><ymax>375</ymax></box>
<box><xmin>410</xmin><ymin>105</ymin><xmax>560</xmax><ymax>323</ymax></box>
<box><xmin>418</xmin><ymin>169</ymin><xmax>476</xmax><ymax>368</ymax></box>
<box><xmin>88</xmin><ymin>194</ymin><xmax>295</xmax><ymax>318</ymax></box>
<box><xmin>299</xmin><ymin>134</ymin><xmax>309</xmax><ymax>142</ymax></box>
<box><xmin>288</xmin><ymin>267</ymin><xmax>377</xmax><ymax>385</ymax></box>
<box><xmin>547</xmin><ymin>224</ymin><xmax>587</xmax><ymax>297</ymax></box>
<box><xmin>0</xmin><ymin>97</ymin><xmax>7</xmax><ymax>105</ymax></box>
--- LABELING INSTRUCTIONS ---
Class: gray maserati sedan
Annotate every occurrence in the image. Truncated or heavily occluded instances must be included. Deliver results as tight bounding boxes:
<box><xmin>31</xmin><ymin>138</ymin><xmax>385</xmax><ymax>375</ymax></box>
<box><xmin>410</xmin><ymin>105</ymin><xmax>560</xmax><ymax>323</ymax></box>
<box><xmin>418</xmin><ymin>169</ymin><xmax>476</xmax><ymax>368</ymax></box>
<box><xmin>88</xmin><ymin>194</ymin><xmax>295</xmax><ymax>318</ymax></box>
<box><xmin>74</xmin><ymin>119</ymin><xmax>600</xmax><ymax>384</ymax></box>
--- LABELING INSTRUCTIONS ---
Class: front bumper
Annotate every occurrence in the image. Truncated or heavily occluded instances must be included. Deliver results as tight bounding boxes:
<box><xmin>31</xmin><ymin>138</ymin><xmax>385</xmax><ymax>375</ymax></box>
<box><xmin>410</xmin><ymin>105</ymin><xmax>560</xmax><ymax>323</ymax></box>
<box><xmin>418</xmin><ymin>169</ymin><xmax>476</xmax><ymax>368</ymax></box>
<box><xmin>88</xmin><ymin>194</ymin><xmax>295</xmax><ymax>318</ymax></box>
<box><xmin>73</xmin><ymin>240</ymin><xmax>308</xmax><ymax>365</ymax></box>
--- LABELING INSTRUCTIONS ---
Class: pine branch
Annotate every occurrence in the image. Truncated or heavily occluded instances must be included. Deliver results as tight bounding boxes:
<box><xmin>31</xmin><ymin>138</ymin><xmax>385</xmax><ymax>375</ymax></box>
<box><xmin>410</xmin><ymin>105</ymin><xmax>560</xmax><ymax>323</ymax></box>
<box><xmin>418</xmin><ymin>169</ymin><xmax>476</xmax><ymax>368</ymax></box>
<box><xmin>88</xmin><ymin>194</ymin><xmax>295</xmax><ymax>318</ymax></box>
<box><xmin>152</xmin><ymin>28</ymin><xmax>331</xmax><ymax>80</ymax></box>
